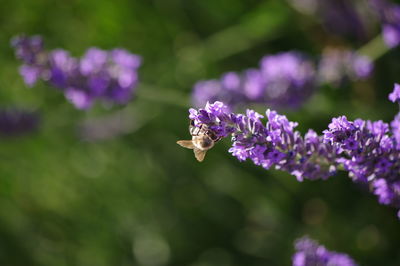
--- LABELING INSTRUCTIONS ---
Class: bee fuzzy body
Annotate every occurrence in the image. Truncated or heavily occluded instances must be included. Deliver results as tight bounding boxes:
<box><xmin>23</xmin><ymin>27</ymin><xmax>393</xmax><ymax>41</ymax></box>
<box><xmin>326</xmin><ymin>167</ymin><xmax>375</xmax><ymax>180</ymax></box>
<box><xmin>177</xmin><ymin>121</ymin><xmax>221</xmax><ymax>162</ymax></box>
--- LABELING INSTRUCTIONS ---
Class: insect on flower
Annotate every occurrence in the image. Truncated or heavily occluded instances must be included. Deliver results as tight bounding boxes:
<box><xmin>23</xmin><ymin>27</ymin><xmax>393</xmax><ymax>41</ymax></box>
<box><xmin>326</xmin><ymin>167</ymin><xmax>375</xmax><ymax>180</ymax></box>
<box><xmin>177</xmin><ymin>120</ymin><xmax>221</xmax><ymax>162</ymax></box>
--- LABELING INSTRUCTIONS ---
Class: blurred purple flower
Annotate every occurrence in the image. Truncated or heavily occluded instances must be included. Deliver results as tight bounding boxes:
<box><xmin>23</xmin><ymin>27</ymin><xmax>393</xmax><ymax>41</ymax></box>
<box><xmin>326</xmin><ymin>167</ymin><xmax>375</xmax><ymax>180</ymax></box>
<box><xmin>317</xmin><ymin>48</ymin><xmax>373</xmax><ymax>86</ymax></box>
<box><xmin>289</xmin><ymin>0</ymin><xmax>374</xmax><ymax>41</ymax></box>
<box><xmin>0</xmin><ymin>108</ymin><xmax>40</xmax><ymax>137</ymax></box>
<box><xmin>317</xmin><ymin>0</ymin><xmax>369</xmax><ymax>41</ymax></box>
<box><xmin>383</xmin><ymin>25</ymin><xmax>400</xmax><ymax>48</ymax></box>
<box><xmin>352</xmin><ymin>55</ymin><xmax>374</xmax><ymax>78</ymax></box>
<box><xmin>19</xmin><ymin>65</ymin><xmax>42</xmax><ymax>87</ymax></box>
<box><xmin>371</xmin><ymin>0</ymin><xmax>400</xmax><ymax>48</ymax></box>
<box><xmin>258</xmin><ymin>52</ymin><xmax>316</xmax><ymax>108</ymax></box>
<box><xmin>192</xmin><ymin>52</ymin><xmax>316</xmax><ymax>111</ymax></box>
<box><xmin>192</xmin><ymin>49</ymin><xmax>375</xmax><ymax>111</ymax></box>
<box><xmin>11</xmin><ymin>35</ymin><xmax>142</xmax><ymax>109</ymax></box>
<box><xmin>293</xmin><ymin>236</ymin><xmax>358</xmax><ymax>266</ymax></box>
<box><xmin>389</xmin><ymin>83</ymin><xmax>400</xmax><ymax>103</ymax></box>
<box><xmin>11</xmin><ymin>35</ymin><xmax>44</xmax><ymax>65</ymax></box>
<box><xmin>11</xmin><ymin>35</ymin><xmax>47</xmax><ymax>87</ymax></box>
<box><xmin>391</xmin><ymin>113</ymin><xmax>400</xmax><ymax>149</ymax></box>
<box><xmin>185</xmin><ymin>83</ymin><xmax>400</xmax><ymax>217</ymax></box>
<box><xmin>192</xmin><ymin>73</ymin><xmax>245</xmax><ymax>111</ymax></box>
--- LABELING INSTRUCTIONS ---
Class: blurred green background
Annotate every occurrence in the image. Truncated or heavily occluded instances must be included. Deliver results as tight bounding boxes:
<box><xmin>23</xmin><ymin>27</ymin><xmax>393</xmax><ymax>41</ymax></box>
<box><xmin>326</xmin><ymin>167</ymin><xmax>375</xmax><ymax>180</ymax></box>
<box><xmin>0</xmin><ymin>0</ymin><xmax>400</xmax><ymax>265</ymax></box>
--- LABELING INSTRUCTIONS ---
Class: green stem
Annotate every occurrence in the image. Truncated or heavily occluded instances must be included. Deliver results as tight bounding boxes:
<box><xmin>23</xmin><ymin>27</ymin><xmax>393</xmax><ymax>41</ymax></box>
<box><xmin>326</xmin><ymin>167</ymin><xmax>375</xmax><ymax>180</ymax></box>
<box><xmin>357</xmin><ymin>34</ymin><xmax>390</xmax><ymax>61</ymax></box>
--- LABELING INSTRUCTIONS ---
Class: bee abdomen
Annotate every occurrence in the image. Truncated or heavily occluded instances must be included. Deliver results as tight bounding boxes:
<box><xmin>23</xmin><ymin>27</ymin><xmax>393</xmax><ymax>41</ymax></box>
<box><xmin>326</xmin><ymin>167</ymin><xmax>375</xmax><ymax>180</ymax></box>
<box><xmin>193</xmin><ymin>136</ymin><xmax>214</xmax><ymax>150</ymax></box>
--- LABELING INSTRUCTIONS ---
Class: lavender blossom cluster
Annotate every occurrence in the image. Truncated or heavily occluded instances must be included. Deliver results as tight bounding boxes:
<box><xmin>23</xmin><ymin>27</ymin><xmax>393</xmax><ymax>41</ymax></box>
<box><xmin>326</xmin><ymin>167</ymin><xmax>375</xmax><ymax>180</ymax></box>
<box><xmin>192</xmin><ymin>50</ymin><xmax>373</xmax><ymax>111</ymax></box>
<box><xmin>188</xmin><ymin>84</ymin><xmax>400</xmax><ymax>217</ymax></box>
<box><xmin>318</xmin><ymin>48</ymin><xmax>373</xmax><ymax>86</ymax></box>
<box><xmin>372</xmin><ymin>0</ymin><xmax>400</xmax><ymax>48</ymax></box>
<box><xmin>292</xmin><ymin>236</ymin><xmax>358</xmax><ymax>266</ymax></box>
<box><xmin>289</xmin><ymin>0</ymin><xmax>400</xmax><ymax>48</ymax></box>
<box><xmin>0</xmin><ymin>108</ymin><xmax>39</xmax><ymax>137</ymax></box>
<box><xmin>289</xmin><ymin>0</ymin><xmax>372</xmax><ymax>41</ymax></box>
<box><xmin>11</xmin><ymin>35</ymin><xmax>142</xmax><ymax>109</ymax></box>
<box><xmin>192</xmin><ymin>52</ymin><xmax>317</xmax><ymax>110</ymax></box>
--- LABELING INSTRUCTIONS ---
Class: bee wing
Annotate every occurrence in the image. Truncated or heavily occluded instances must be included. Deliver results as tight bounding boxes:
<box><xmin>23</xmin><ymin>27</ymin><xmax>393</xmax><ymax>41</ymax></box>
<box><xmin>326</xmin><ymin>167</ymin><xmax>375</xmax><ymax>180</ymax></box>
<box><xmin>193</xmin><ymin>148</ymin><xmax>207</xmax><ymax>162</ymax></box>
<box><xmin>177</xmin><ymin>140</ymin><xmax>195</xmax><ymax>149</ymax></box>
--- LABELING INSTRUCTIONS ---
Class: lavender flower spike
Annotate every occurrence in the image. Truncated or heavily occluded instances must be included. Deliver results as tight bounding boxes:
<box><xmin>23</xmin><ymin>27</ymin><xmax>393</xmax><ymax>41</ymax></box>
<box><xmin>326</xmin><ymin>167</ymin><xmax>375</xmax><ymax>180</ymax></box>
<box><xmin>185</xmin><ymin>84</ymin><xmax>400</xmax><ymax>217</ymax></box>
<box><xmin>192</xmin><ymin>52</ymin><xmax>316</xmax><ymax>111</ymax></box>
<box><xmin>372</xmin><ymin>0</ymin><xmax>400</xmax><ymax>48</ymax></box>
<box><xmin>317</xmin><ymin>48</ymin><xmax>373</xmax><ymax>86</ymax></box>
<box><xmin>0</xmin><ymin>108</ymin><xmax>40</xmax><ymax>137</ymax></box>
<box><xmin>293</xmin><ymin>236</ymin><xmax>358</xmax><ymax>266</ymax></box>
<box><xmin>11</xmin><ymin>35</ymin><xmax>142</xmax><ymax>109</ymax></box>
<box><xmin>288</xmin><ymin>0</ymin><xmax>372</xmax><ymax>41</ymax></box>
<box><xmin>188</xmin><ymin>101</ymin><xmax>338</xmax><ymax>181</ymax></box>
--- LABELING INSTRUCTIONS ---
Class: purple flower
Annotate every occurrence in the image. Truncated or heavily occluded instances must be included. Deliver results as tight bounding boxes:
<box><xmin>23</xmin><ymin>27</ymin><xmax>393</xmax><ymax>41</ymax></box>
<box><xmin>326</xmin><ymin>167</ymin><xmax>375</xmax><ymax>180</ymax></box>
<box><xmin>11</xmin><ymin>35</ymin><xmax>142</xmax><ymax>109</ymax></box>
<box><xmin>191</xmin><ymin>52</ymin><xmax>316</xmax><ymax>111</ymax></box>
<box><xmin>293</xmin><ymin>236</ymin><xmax>358</xmax><ymax>266</ymax></box>
<box><xmin>288</xmin><ymin>0</ymin><xmax>372</xmax><ymax>41</ymax></box>
<box><xmin>188</xmin><ymin>101</ymin><xmax>338</xmax><ymax>181</ymax></box>
<box><xmin>184</xmin><ymin>82</ymin><xmax>400</xmax><ymax>217</ymax></box>
<box><xmin>192</xmin><ymin>78</ymin><xmax>245</xmax><ymax>111</ymax></box>
<box><xmin>343</xmin><ymin>137</ymin><xmax>359</xmax><ymax>150</ymax></box>
<box><xmin>11</xmin><ymin>35</ymin><xmax>44</xmax><ymax>64</ymax></box>
<box><xmin>11</xmin><ymin>35</ymin><xmax>47</xmax><ymax>87</ymax></box>
<box><xmin>0</xmin><ymin>108</ymin><xmax>40</xmax><ymax>137</ymax></box>
<box><xmin>391</xmin><ymin>113</ymin><xmax>400</xmax><ymax>149</ymax></box>
<box><xmin>323</xmin><ymin>115</ymin><xmax>400</xmax><ymax>209</ymax></box>
<box><xmin>19</xmin><ymin>65</ymin><xmax>41</xmax><ymax>87</ymax></box>
<box><xmin>65</xmin><ymin>89</ymin><xmax>92</xmax><ymax>110</ymax></box>
<box><xmin>389</xmin><ymin>83</ymin><xmax>400</xmax><ymax>103</ymax></box>
<box><xmin>372</xmin><ymin>0</ymin><xmax>400</xmax><ymax>48</ymax></box>
<box><xmin>352</xmin><ymin>54</ymin><xmax>374</xmax><ymax>78</ymax></box>
<box><xmin>375</xmin><ymin>158</ymin><xmax>393</xmax><ymax>174</ymax></box>
<box><xmin>259</xmin><ymin>52</ymin><xmax>316</xmax><ymax>109</ymax></box>
<box><xmin>317</xmin><ymin>48</ymin><xmax>373</xmax><ymax>86</ymax></box>
<box><xmin>374</xmin><ymin>178</ymin><xmax>396</xmax><ymax>205</ymax></box>
<box><xmin>383</xmin><ymin>24</ymin><xmax>400</xmax><ymax>48</ymax></box>
<box><xmin>192</xmin><ymin>49</ymin><xmax>375</xmax><ymax>111</ymax></box>
<box><xmin>267</xmin><ymin>150</ymin><xmax>286</xmax><ymax>163</ymax></box>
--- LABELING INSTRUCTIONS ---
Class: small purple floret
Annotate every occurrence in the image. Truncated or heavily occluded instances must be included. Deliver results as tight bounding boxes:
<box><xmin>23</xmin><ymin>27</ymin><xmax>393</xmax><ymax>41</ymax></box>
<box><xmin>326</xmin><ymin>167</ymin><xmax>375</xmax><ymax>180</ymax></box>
<box><xmin>389</xmin><ymin>83</ymin><xmax>400</xmax><ymax>103</ymax></box>
<box><xmin>383</xmin><ymin>25</ymin><xmax>400</xmax><ymax>48</ymax></box>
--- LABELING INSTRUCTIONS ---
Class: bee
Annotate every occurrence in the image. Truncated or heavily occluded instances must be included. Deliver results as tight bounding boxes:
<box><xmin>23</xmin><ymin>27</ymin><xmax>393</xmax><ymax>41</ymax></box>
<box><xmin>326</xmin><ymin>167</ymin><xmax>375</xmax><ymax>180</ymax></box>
<box><xmin>177</xmin><ymin>120</ymin><xmax>221</xmax><ymax>162</ymax></box>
